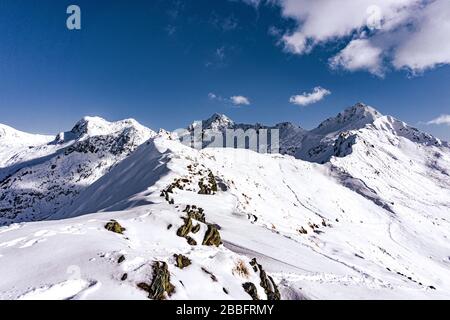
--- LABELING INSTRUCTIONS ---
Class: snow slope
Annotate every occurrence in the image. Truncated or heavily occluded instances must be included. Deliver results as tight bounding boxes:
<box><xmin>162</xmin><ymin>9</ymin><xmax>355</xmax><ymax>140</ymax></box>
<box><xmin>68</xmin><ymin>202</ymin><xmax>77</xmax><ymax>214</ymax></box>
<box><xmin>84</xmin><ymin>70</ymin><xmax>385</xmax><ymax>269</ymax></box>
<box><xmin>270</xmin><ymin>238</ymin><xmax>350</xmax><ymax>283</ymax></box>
<box><xmin>0</xmin><ymin>104</ymin><xmax>449</xmax><ymax>300</ymax></box>
<box><xmin>52</xmin><ymin>133</ymin><xmax>450</xmax><ymax>299</ymax></box>
<box><xmin>0</xmin><ymin>124</ymin><xmax>53</xmax><ymax>167</ymax></box>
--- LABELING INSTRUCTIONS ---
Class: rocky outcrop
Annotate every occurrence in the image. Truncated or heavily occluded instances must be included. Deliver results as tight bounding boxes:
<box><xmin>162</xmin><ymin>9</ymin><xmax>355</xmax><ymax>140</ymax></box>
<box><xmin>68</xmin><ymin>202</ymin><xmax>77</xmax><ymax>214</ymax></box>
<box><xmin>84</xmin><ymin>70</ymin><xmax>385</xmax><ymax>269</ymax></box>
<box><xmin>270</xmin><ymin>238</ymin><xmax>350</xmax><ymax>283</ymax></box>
<box><xmin>250</xmin><ymin>258</ymin><xmax>281</xmax><ymax>300</ymax></box>
<box><xmin>198</xmin><ymin>171</ymin><xmax>218</xmax><ymax>195</ymax></box>
<box><xmin>202</xmin><ymin>225</ymin><xmax>222</xmax><ymax>247</ymax></box>
<box><xmin>176</xmin><ymin>217</ymin><xmax>199</xmax><ymax>245</ymax></box>
<box><xmin>138</xmin><ymin>261</ymin><xmax>175</xmax><ymax>300</ymax></box>
<box><xmin>243</xmin><ymin>282</ymin><xmax>259</xmax><ymax>300</ymax></box>
<box><xmin>174</xmin><ymin>254</ymin><xmax>192</xmax><ymax>269</ymax></box>
<box><xmin>183</xmin><ymin>205</ymin><xmax>206</xmax><ymax>223</ymax></box>
<box><xmin>104</xmin><ymin>220</ymin><xmax>126</xmax><ymax>234</ymax></box>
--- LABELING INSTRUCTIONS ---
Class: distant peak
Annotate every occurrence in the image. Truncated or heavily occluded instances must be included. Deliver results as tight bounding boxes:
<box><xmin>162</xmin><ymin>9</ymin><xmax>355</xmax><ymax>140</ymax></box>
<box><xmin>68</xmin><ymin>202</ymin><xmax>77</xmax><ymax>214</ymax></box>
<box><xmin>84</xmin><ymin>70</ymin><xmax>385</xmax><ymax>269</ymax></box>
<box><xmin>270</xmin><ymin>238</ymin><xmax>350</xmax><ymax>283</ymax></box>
<box><xmin>0</xmin><ymin>123</ymin><xmax>36</xmax><ymax>137</ymax></box>
<box><xmin>0</xmin><ymin>123</ymin><xmax>53</xmax><ymax>146</ymax></box>
<box><xmin>345</xmin><ymin>102</ymin><xmax>383</xmax><ymax>117</ymax></box>
<box><xmin>313</xmin><ymin>103</ymin><xmax>383</xmax><ymax>135</ymax></box>
<box><xmin>208</xmin><ymin>113</ymin><xmax>233</xmax><ymax>123</ymax></box>
<box><xmin>201</xmin><ymin>113</ymin><xmax>235</xmax><ymax>130</ymax></box>
<box><xmin>52</xmin><ymin>116</ymin><xmax>154</xmax><ymax>144</ymax></box>
<box><xmin>71</xmin><ymin>116</ymin><xmax>150</xmax><ymax>135</ymax></box>
<box><xmin>70</xmin><ymin>116</ymin><xmax>109</xmax><ymax>136</ymax></box>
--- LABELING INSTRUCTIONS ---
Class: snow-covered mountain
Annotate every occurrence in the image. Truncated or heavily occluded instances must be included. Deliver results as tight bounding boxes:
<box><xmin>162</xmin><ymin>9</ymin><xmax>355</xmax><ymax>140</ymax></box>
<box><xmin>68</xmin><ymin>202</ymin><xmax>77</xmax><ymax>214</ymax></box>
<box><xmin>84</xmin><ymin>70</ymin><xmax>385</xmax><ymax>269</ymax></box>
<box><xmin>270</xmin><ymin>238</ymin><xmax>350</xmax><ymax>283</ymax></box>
<box><xmin>0</xmin><ymin>103</ymin><xmax>449</xmax><ymax>300</ymax></box>
<box><xmin>0</xmin><ymin>117</ymin><xmax>155</xmax><ymax>225</ymax></box>
<box><xmin>186</xmin><ymin>112</ymin><xmax>307</xmax><ymax>155</ymax></box>
<box><xmin>294</xmin><ymin>103</ymin><xmax>448</xmax><ymax>163</ymax></box>
<box><xmin>192</xmin><ymin>103</ymin><xmax>448</xmax><ymax>163</ymax></box>
<box><xmin>0</xmin><ymin>124</ymin><xmax>53</xmax><ymax>167</ymax></box>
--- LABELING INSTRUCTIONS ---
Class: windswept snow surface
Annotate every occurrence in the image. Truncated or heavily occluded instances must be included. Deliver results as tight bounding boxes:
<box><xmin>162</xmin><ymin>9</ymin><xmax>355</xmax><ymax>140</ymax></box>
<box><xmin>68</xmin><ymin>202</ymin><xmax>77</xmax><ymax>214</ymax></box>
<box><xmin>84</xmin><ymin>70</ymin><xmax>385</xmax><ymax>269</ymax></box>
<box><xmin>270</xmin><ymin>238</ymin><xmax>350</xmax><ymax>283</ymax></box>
<box><xmin>0</xmin><ymin>104</ymin><xmax>449</xmax><ymax>300</ymax></box>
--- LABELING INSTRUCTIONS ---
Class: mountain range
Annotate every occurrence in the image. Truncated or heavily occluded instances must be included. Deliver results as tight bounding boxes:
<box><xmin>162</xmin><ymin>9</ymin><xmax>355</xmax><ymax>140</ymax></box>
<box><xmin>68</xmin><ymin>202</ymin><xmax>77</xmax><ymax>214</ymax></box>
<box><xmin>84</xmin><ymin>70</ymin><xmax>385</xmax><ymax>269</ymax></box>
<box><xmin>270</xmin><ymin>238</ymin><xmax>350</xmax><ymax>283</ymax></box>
<box><xmin>0</xmin><ymin>103</ymin><xmax>449</xmax><ymax>300</ymax></box>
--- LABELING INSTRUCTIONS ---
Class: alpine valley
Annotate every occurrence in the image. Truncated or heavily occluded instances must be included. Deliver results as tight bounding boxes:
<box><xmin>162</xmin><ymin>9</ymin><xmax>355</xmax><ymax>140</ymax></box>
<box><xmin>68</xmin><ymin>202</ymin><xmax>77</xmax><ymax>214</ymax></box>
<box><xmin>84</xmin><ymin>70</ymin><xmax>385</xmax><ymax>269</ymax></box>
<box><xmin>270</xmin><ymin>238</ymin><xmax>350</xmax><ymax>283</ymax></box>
<box><xmin>0</xmin><ymin>103</ymin><xmax>449</xmax><ymax>300</ymax></box>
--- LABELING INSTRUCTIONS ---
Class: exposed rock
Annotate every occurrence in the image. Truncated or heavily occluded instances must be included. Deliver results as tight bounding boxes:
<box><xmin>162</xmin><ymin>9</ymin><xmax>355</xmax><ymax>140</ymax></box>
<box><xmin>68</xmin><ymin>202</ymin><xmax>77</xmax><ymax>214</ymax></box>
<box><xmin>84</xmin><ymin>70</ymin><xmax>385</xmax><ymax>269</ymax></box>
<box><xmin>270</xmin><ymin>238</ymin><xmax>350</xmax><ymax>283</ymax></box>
<box><xmin>198</xmin><ymin>170</ymin><xmax>218</xmax><ymax>195</ymax></box>
<box><xmin>160</xmin><ymin>178</ymin><xmax>187</xmax><ymax>202</ymax></box>
<box><xmin>202</xmin><ymin>224</ymin><xmax>222</xmax><ymax>246</ymax></box>
<box><xmin>104</xmin><ymin>220</ymin><xmax>126</xmax><ymax>234</ymax></box>
<box><xmin>174</xmin><ymin>254</ymin><xmax>191</xmax><ymax>269</ymax></box>
<box><xmin>117</xmin><ymin>255</ymin><xmax>126</xmax><ymax>264</ymax></box>
<box><xmin>243</xmin><ymin>282</ymin><xmax>259</xmax><ymax>300</ymax></box>
<box><xmin>208</xmin><ymin>171</ymin><xmax>218</xmax><ymax>193</ymax></box>
<box><xmin>138</xmin><ymin>261</ymin><xmax>175</xmax><ymax>300</ymax></box>
<box><xmin>176</xmin><ymin>214</ymin><xmax>204</xmax><ymax>245</ymax></box>
<box><xmin>250</xmin><ymin>258</ymin><xmax>281</xmax><ymax>300</ymax></box>
<box><xmin>186</xmin><ymin>236</ymin><xmax>197</xmax><ymax>246</ymax></box>
<box><xmin>137</xmin><ymin>282</ymin><xmax>150</xmax><ymax>292</ymax></box>
<box><xmin>176</xmin><ymin>217</ymin><xmax>194</xmax><ymax>238</ymax></box>
<box><xmin>183</xmin><ymin>205</ymin><xmax>206</xmax><ymax>223</ymax></box>
<box><xmin>191</xmin><ymin>224</ymin><xmax>201</xmax><ymax>234</ymax></box>
<box><xmin>176</xmin><ymin>216</ymin><xmax>200</xmax><ymax>243</ymax></box>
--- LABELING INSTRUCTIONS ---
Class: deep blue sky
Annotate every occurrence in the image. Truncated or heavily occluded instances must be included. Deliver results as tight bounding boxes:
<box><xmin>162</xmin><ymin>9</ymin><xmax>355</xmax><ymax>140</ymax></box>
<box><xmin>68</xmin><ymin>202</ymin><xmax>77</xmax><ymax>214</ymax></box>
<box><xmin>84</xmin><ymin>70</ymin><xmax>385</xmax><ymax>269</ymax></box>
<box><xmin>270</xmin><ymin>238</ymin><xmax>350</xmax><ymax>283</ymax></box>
<box><xmin>0</xmin><ymin>0</ymin><xmax>449</xmax><ymax>140</ymax></box>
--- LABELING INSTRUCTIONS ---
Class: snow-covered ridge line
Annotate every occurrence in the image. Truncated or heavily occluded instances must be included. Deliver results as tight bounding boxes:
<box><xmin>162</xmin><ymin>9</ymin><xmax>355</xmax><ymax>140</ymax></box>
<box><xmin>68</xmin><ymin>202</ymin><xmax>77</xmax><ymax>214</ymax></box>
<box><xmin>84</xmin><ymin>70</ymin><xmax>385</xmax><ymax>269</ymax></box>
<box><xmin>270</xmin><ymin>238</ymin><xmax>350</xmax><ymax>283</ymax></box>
<box><xmin>0</xmin><ymin>124</ymin><xmax>54</xmax><ymax>168</ymax></box>
<box><xmin>187</xmin><ymin>103</ymin><xmax>448</xmax><ymax>163</ymax></box>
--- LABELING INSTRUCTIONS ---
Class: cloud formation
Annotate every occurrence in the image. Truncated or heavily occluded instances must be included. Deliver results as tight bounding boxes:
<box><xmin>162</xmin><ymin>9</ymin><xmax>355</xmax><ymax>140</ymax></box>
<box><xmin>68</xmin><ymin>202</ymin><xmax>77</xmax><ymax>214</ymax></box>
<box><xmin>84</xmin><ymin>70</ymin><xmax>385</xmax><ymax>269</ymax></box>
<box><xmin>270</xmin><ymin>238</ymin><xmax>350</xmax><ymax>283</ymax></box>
<box><xmin>208</xmin><ymin>93</ymin><xmax>251</xmax><ymax>106</ymax></box>
<box><xmin>230</xmin><ymin>95</ymin><xmax>251</xmax><ymax>106</ymax></box>
<box><xmin>208</xmin><ymin>93</ymin><xmax>218</xmax><ymax>100</ymax></box>
<box><xmin>248</xmin><ymin>0</ymin><xmax>450</xmax><ymax>75</ymax></box>
<box><xmin>427</xmin><ymin>115</ymin><xmax>450</xmax><ymax>126</ymax></box>
<box><xmin>290</xmin><ymin>87</ymin><xmax>331</xmax><ymax>106</ymax></box>
<box><xmin>329</xmin><ymin>39</ymin><xmax>384</xmax><ymax>77</ymax></box>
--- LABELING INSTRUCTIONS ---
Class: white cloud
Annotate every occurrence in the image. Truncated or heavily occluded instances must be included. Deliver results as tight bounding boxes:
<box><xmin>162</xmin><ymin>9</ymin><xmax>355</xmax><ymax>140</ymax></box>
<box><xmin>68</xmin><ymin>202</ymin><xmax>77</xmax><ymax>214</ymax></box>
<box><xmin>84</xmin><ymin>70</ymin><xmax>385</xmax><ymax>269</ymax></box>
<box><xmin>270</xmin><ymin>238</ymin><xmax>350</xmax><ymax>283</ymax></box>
<box><xmin>427</xmin><ymin>115</ymin><xmax>450</xmax><ymax>126</ymax></box>
<box><xmin>393</xmin><ymin>0</ymin><xmax>450</xmax><ymax>73</ymax></box>
<box><xmin>209</xmin><ymin>93</ymin><xmax>251</xmax><ymax>106</ymax></box>
<box><xmin>244</xmin><ymin>0</ymin><xmax>450</xmax><ymax>75</ymax></box>
<box><xmin>278</xmin><ymin>0</ymin><xmax>417</xmax><ymax>53</ymax></box>
<box><xmin>329</xmin><ymin>39</ymin><xmax>384</xmax><ymax>76</ymax></box>
<box><xmin>230</xmin><ymin>95</ymin><xmax>251</xmax><ymax>106</ymax></box>
<box><xmin>289</xmin><ymin>87</ymin><xmax>331</xmax><ymax>106</ymax></box>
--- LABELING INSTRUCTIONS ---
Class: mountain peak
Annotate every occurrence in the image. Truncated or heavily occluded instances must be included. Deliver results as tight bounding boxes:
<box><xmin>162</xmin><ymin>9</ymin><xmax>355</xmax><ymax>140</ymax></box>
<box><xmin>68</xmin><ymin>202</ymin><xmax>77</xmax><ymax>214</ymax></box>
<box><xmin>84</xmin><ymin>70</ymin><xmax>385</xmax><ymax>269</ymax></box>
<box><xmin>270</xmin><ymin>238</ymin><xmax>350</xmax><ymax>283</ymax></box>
<box><xmin>346</xmin><ymin>102</ymin><xmax>382</xmax><ymax>117</ymax></box>
<box><xmin>53</xmin><ymin>116</ymin><xmax>155</xmax><ymax>143</ymax></box>
<box><xmin>312</xmin><ymin>102</ymin><xmax>383</xmax><ymax>136</ymax></box>
<box><xmin>207</xmin><ymin>113</ymin><xmax>234</xmax><ymax>123</ymax></box>
<box><xmin>199</xmin><ymin>113</ymin><xmax>235</xmax><ymax>130</ymax></box>
<box><xmin>70</xmin><ymin>116</ymin><xmax>109</xmax><ymax>136</ymax></box>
